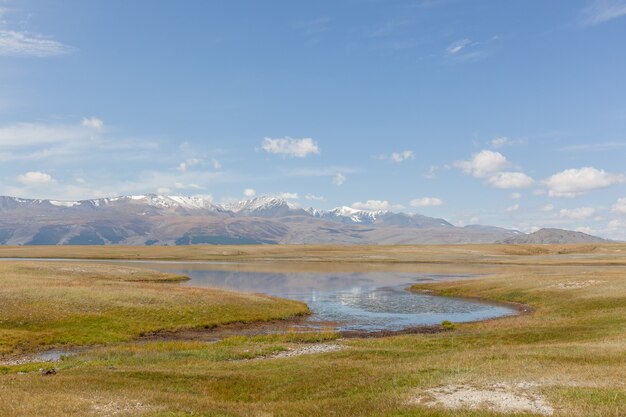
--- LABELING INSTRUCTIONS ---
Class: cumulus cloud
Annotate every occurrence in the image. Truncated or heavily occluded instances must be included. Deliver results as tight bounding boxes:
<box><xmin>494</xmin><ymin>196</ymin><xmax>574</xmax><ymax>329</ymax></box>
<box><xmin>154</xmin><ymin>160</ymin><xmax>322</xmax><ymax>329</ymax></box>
<box><xmin>351</xmin><ymin>200</ymin><xmax>390</xmax><ymax>211</ymax></box>
<box><xmin>506</xmin><ymin>204</ymin><xmax>519</xmax><ymax>212</ymax></box>
<box><xmin>0</xmin><ymin>30</ymin><xmax>72</xmax><ymax>57</ymax></box>
<box><xmin>390</xmin><ymin>150</ymin><xmax>414</xmax><ymax>162</ymax></box>
<box><xmin>488</xmin><ymin>171</ymin><xmax>534</xmax><ymax>189</ymax></box>
<box><xmin>545</xmin><ymin>167</ymin><xmax>625</xmax><ymax>197</ymax></box>
<box><xmin>580</xmin><ymin>0</ymin><xmax>626</xmax><ymax>26</ymax></box>
<box><xmin>410</xmin><ymin>197</ymin><xmax>443</xmax><ymax>207</ymax></box>
<box><xmin>82</xmin><ymin>117</ymin><xmax>104</xmax><ymax>132</ymax></box>
<box><xmin>261</xmin><ymin>137</ymin><xmax>319</xmax><ymax>157</ymax></box>
<box><xmin>559</xmin><ymin>207</ymin><xmax>596</xmax><ymax>220</ymax></box>
<box><xmin>17</xmin><ymin>171</ymin><xmax>56</xmax><ymax>185</ymax></box>
<box><xmin>243</xmin><ymin>188</ymin><xmax>256</xmax><ymax>198</ymax></box>
<box><xmin>454</xmin><ymin>150</ymin><xmax>508</xmax><ymax>178</ymax></box>
<box><xmin>611</xmin><ymin>197</ymin><xmax>626</xmax><ymax>214</ymax></box>
<box><xmin>541</xmin><ymin>203</ymin><xmax>555</xmax><ymax>212</ymax></box>
<box><xmin>332</xmin><ymin>173</ymin><xmax>346</xmax><ymax>186</ymax></box>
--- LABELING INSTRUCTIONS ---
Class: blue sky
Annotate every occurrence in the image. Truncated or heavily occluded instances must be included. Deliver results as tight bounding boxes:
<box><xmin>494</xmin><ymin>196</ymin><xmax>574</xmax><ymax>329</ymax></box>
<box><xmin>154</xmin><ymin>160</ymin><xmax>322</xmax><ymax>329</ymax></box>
<box><xmin>1</xmin><ymin>0</ymin><xmax>626</xmax><ymax>238</ymax></box>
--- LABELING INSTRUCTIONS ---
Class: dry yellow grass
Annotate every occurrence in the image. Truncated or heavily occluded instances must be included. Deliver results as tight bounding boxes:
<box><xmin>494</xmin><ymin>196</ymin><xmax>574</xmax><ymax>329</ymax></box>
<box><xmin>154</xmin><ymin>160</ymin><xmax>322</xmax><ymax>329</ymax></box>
<box><xmin>0</xmin><ymin>245</ymin><xmax>625</xmax><ymax>416</ymax></box>
<box><xmin>2</xmin><ymin>243</ymin><xmax>626</xmax><ymax>265</ymax></box>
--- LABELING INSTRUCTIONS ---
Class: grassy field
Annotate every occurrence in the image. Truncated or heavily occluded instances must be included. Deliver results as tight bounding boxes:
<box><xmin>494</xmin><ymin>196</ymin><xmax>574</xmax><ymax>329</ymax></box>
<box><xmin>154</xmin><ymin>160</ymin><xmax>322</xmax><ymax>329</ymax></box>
<box><xmin>0</xmin><ymin>262</ymin><xmax>308</xmax><ymax>357</ymax></box>
<box><xmin>0</xmin><ymin>246</ymin><xmax>625</xmax><ymax>416</ymax></box>
<box><xmin>2</xmin><ymin>243</ymin><xmax>626</xmax><ymax>265</ymax></box>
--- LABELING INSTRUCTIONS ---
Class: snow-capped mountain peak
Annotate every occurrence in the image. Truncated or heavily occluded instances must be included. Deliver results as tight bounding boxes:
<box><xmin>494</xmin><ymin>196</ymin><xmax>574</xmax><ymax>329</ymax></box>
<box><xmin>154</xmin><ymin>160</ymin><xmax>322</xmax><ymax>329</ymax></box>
<box><xmin>223</xmin><ymin>196</ymin><xmax>301</xmax><ymax>216</ymax></box>
<box><xmin>323</xmin><ymin>206</ymin><xmax>388</xmax><ymax>224</ymax></box>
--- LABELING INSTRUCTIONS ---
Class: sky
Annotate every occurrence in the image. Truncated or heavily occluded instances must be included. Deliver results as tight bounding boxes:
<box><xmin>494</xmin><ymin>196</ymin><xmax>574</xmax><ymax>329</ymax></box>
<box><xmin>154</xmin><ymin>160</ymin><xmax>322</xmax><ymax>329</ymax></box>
<box><xmin>1</xmin><ymin>0</ymin><xmax>626</xmax><ymax>239</ymax></box>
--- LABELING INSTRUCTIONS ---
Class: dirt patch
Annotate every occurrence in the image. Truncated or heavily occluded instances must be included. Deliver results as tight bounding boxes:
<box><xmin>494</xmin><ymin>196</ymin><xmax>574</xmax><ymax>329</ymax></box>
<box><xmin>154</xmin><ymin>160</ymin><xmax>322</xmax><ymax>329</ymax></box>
<box><xmin>549</xmin><ymin>279</ymin><xmax>606</xmax><ymax>289</ymax></box>
<box><xmin>258</xmin><ymin>343</ymin><xmax>345</xmax><ymax>360</ymax></box>
<box><xmin>88</xmin><ymin>397</ymin><xmax>156</xmax><ymax>416</ymax></box>
<box><xmin>410</xmin><ymin>382</ymin><xmax>554</xmax><ymax>415</ymax></box>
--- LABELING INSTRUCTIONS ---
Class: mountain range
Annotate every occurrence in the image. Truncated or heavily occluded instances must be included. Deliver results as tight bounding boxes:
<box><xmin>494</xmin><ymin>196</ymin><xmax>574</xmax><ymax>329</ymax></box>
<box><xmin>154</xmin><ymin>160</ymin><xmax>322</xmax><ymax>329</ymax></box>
<box><xmin>0</xmin><ymin>194</ymin><xmax>608</xmax><ymax>245</ymax></box>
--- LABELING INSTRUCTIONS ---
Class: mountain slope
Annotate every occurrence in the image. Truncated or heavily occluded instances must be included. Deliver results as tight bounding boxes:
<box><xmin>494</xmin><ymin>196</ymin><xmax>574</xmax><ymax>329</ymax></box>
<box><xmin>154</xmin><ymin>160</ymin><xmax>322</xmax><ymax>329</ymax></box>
<box><xmin>500</xmin><ymin>228</ymin><xmax>609</xmax><ymax>244</ymax></box>
<box><xmin>0</xmin><ymin>194</ymin><xmax>606</xmax><ymax>245</ymax></box>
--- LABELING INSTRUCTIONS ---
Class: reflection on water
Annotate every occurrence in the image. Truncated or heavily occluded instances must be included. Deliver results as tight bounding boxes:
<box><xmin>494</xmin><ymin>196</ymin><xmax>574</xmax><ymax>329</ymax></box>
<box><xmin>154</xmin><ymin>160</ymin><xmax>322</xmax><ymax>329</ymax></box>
<box><xmin>143</xmin><ymin>266</ymin><xmax>515</xmax><ymax>331</ymax></box>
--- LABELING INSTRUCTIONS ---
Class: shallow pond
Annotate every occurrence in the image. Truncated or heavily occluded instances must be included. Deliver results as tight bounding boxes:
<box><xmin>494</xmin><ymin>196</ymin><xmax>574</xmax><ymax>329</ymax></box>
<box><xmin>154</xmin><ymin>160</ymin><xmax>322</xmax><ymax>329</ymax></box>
<box><xmin>140</xmin><ymin>264</ymin><xmax>516</xmax><ymax>331</ymax></box>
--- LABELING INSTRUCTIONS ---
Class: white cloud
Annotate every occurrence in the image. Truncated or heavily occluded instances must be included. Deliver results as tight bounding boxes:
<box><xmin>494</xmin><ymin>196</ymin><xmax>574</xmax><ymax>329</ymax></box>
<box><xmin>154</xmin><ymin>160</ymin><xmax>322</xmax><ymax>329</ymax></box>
<box><xmin>410</xmin><ymin>197</ymin><xmax>443</xmax><ymax>207</ymax></box>
<box><xmin>177</xmin><ymin>158</ymin><xmax>201</xmax><ymax>172</ymax></box>
<box><xmin>454</xmin><ymin>150</ymin><xmax>508</xmax><ymax>178</ymax></box>
<box><xmin>278</xmin><ymin>192</ymin><xmax>298</xmax><ymax>200</ymax></box>
<box><xmin>81</xmin><ymin>117</ymin><xmax>104</xmax><ymax>132</ymax></box>
<box><xmin>0</xmin><ymin>122</ymin><xmax>88</xmax><ymax>148</ymax></box>
<box><xmin>575</xmin><ymin>226</ymin><xmax>596</xmax><ymax>235</ymax></box>
<box><xmin>545</xmin><ymin>167</ymin><xmax>625</xmax><ymax>197</ymax></box>
<box><xmin>211</xmin><ymin>159</ymin><xmax>222</xmax><ymax>170</ymax></box>
<box><xmin>447</xmin><ymin>38</ymin><xmax>471</xmax><ymax>54</ymax></box>
<box><xmin>611</xmin><ymin>197</ymin><xmax>626</xmax><ymax>214</ymax></box>
<box><xmin>174</xmin><ymin>182</ymin><xmax>202</xmax><ymax>190</ymax></box>
<box><xmin>261</xmin><ymin>137</ymin><xmax>319</xmax><ymax>157</ymax></box>
<box><xmin>509</xmin><ymin>192</ymin><xmax>521</xmax><ymax>200</ymax></box>
<box><xmin>351</xmin><ymin>200</ymin><xmax>390</xmax><ymax>211</ymax></box>
<box><xmin>574</xmin><ymin>218</ymin><xmax>626</xmax><ymax>241</ymax></box>
<box><xmin>332</xmin><ymin>173</ymin><xmax>346</xmax><ymax>186</ymax></box>
<box><xmin>491</xmin><ymin>137</ymin><xmax>509</xmax><ymax>148</ymax></box>
<box><xmin>16</xmin><ymin>171</ymin><xmax>56</xmax><ymax>185</ymax></box>
<box><xmin>488</xmin><ymin>171</ymin><xmax>534</xmax><ymax>189</ymax></box>
<box><xmin>424</xmin><ymin>165</ymin><xmax>439</xmax><ymax>179</ymax></box>
<box><xmin>0</xmin><ymin>30</ymin><xmax>72</xmax><ymax>57</ymax></box>
<box><xmin>506</xmin><ymin>204</ymin><xmax>519</xmax><ymax>212</ymax></box>
<box><xmin>390</xmin><ymin>150</ymin><xmax>414</xmax><ymax>162</ymax></box>
<box><xmin>243</xmin><ymin>188</ymin><xmax>256</xmax><ymax>198</ymax></box>
<box><xmin>305</xmin><ymin>193</ymin><xmax>325</xmax><ymax>201</ymax></box>
<box><xmin>491</xmin><ymin>136</ymin><xmax>526</xmax><ymax>148</ymax></box>
<box><xmin>580</xmin><ymin>0</ymin><xmax>626</xmax><ymax>26</ymax></box>
<box><xmin>608</xmin><ymin>218</ymin><xmax>626</xmax><ymax>229</ymax></box>
<box><xmin>559</xmin><ymin>207</ymin><xmax>596</xmax><ymax>220</ymax></box>
<box><xmin>541</xmin><ymin>203</ymin><xmax>555</xmax><ymax>212</ymax></box>
<box><xmin>560</xmin><ymin>141</ymin><xmax>626</xmax><ymax>152</ymax></box>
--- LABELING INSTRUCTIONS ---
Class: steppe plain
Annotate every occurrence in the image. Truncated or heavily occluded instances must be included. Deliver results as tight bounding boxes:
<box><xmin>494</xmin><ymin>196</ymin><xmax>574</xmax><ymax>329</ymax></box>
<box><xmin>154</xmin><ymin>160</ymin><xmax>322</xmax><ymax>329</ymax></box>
<box><xmin>0</xmin><ymin>244</ymin><xmax>624</xmax><ymax>417</ymax></box>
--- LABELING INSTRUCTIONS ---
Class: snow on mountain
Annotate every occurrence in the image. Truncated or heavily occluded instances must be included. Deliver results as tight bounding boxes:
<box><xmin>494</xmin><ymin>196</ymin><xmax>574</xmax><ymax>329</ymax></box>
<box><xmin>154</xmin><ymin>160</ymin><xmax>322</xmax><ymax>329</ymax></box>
<box><xmin>49</xmin><ymin>200</ymin><xmax>81</xmax><ymax>207</ymax></box>
<box><xmin>0</xmin><ymin>194</ymin><xmax>224</xmax><ymax>213</ymax></box>
<box><xmin>321</xmin><ymin>206</ymin><xmax>388</xmax><ymax>224</ymax></box>
<box><xmin>1</xmin><ymin>193</ymin><xmax>606</xmax><ymax>245</ymax></box>
<box><xmin>124</xmin><ymin>195</ymin><xmax>221</xmax><ymax>211</ymax></box>
<box><xmin>223</xmin><ymin>196</ymin><xmax>302</xmax><ymax>217</ymax></box>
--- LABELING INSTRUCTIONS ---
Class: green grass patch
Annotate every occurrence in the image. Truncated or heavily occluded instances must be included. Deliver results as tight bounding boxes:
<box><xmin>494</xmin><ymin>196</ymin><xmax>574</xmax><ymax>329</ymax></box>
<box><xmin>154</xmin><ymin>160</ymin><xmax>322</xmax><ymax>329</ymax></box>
<box><xmin>0</xmin><ymin>261</ymin><xmax>308</xmax><ymax>356</ymax></box>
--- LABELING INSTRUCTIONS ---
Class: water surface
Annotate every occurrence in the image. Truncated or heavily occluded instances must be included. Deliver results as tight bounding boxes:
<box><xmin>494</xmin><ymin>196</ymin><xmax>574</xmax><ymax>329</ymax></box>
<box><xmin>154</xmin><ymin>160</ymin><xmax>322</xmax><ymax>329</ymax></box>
<box><xmin>142</xmin><ymin>265</ymin><xmax>516</xmax><ymax>331</ymax></box>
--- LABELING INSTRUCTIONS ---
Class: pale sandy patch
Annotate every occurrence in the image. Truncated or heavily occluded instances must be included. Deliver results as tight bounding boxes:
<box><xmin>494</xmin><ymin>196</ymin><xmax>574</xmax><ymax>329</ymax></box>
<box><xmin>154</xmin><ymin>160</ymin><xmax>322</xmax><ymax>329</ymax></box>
<box><xmin>549</xmin><ymin>279</ymin><xmax>606</xmax><ymax>289</ymax></box>
<box><xmin>89</xmin><ymin>398</ymin><xmax>157</xmax><ymax>416</ymax></box>
<box><xmin>410</xmin><ymin>382</ymin><xmax>554</xmax><ymax>415</ymax></box>
<box><xmin>255</xmin><ymin>343</ymin><xmax>345</xmax><ymax>360</ymax></box>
